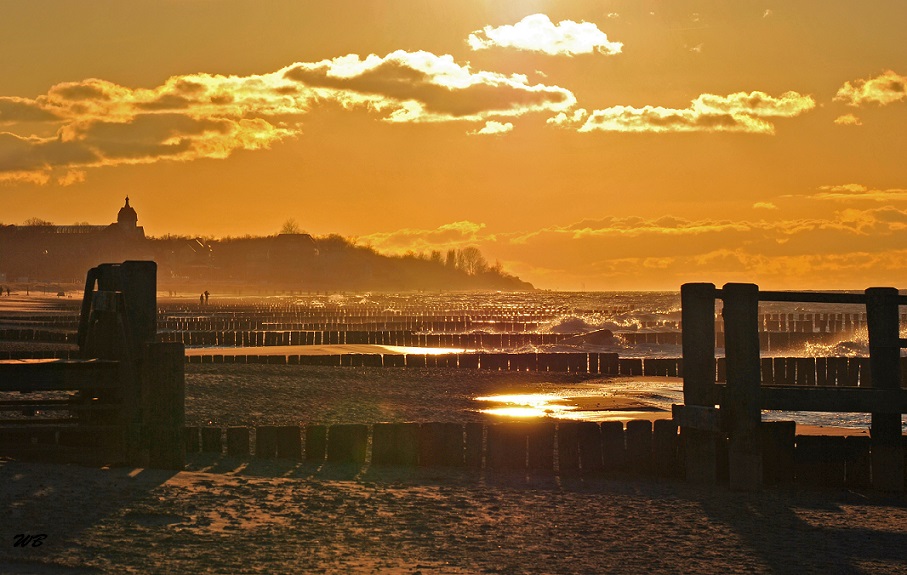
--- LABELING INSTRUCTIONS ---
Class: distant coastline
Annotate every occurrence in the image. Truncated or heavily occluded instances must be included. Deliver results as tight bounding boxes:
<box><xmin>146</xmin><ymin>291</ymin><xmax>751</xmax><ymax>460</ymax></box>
<box><xmin>0</xmin><ymin>199</ymin><xmax>533</xmax><ymax>293</ymax></box>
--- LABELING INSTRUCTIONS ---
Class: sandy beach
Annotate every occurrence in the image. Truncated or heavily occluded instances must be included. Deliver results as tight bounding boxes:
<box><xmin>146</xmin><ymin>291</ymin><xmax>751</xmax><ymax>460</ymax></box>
<box><xmin>2</xmin><ymin>297</ymin><xmax>902</xmax><ymax>573</ymax></box>
<box><xmin>4</xmin><ymin>362</ymin><xmax>904</xmax><ymax>574</ymax></box>
<box><xmin>2</xmin><ymin>456</ymin><xmax>907</xmax><ymax>574</ymax></box>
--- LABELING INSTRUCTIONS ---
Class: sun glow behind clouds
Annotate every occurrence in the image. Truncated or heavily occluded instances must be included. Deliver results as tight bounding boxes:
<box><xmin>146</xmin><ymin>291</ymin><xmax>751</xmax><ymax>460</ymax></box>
<box><xmin>467</xmin><ymin>14</ymin><xmax>622</xmax><ymax>56</ymax></box>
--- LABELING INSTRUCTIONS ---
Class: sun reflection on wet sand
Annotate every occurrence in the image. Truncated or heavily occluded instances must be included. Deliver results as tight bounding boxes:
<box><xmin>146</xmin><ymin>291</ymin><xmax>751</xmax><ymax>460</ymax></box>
<box><xmin>474</xmin><ymin>391</ymin><xmax>672</xmax><ymax>422</ymax></box>
<box><xmin>475</xmin><ymin>394</ymin><xmax>578</xmax><ymax>419</ymax></box>
<box><xmin>474</xmin><ymin>391</ymin><xmax>671</xmax><ymax>422</ymax></box>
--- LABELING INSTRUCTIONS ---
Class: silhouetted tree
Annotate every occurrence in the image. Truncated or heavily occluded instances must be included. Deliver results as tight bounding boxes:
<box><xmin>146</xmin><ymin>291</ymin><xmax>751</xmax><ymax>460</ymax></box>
<box><xmin>456</xmin><ymin>247</ymin><xmax>488</xmax><ymax>275</ymax></box>
<box><xmin>24</xmin><ymin>217</ymin><xmax>53</xmax><ymax>226</ymax></box>
<box><xmin>280</xmin><ymin>218</ymin><xmax>301</xmax><ymax>234</ymax></box>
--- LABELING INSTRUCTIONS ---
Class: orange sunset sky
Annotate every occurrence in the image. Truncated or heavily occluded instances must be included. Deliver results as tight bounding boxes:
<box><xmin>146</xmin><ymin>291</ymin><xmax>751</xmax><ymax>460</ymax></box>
<box><xmin>2</xmin><ymin>0</ymin><xmax>906</xmax><ymax>291</ymax></box>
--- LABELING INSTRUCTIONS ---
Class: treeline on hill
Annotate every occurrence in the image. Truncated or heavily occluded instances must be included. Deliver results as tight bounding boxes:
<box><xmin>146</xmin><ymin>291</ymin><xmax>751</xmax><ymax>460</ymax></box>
<box><xmin>149</xmin><ymin>233</ymin><xmax>533</xmax><ymax>292</ymax></box>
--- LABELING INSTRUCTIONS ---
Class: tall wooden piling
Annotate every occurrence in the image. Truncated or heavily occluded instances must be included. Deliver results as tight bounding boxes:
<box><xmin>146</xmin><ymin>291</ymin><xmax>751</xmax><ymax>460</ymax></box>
<box><xmin>141</xmin><ymin>342</ymin><xmax>186</xmax><ymax>469</ymax></box>
<box><xmin>722</xmin><ymin>283</ymin><xmax>763</xmax><ymax>491</ymax></box>
<box><xmin>680</xmin><ymin>283</ymin><xmax>718</xmax><ymax>483</ymax></box>
<box><xmin>865</xmin><ymin>287</ymin><xmax>905</xmax><ymax>491</ymax></box>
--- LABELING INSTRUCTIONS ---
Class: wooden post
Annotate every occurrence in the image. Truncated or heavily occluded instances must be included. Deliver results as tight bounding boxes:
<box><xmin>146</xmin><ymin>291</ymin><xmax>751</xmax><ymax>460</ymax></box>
<box><xmin>601</xmin><ymin>421</ymin><xmax>626</xmax><ymax>473</ymax></box>
<box><xmin>304</xmin><ymin>424</ymin><xmax>327</xmax><ymax>462</ymax></box>
<box><xmin>255</xmin><ymin>426</ymin><xmax>278</xmax><ymax>458</ymax></box>
<box><xmin>722</xmin><ymin>283</ymin><xmax>763</xmax><ymax>491</ymax></box>
<box><xmin>680</xmin><ymin>283</ymin><xmax>717</xmax><ymax>483</ymax></box>
<box><xmin>577</xmin><ymin>421</ymin><xmax>603</xmax><ymax>473</ymax></box>
<box><xmin>557</xmin><ymin>421</ymin><xmax>580</xmax><ymax>473</ymax></box>
<box><xmin>326</xmin><ymin>424</ymin><xmax>367</xmax><ymax>464</ymax></box>
<box><xmin>419</xmin><ymin>422</ymin><xmax>464</xmax><ymax>467</ymax></box>
<box><xmin>200</xmin><ymin>427</ymin><xmax>222</xmax><ymax>453</ymax></box>
<box><xmin>865</xmin><ymin>287</ymin><xmax>904</xmax><ymax>491</ymax></box>
<box><xmin>275</xmin><ymin>425</ymin><xmax>302</xmax><ymax>458</ymax></box>
<box><xmin>142</xmin><ymin>342</ymin><xmax>185</xmax><ymax>469</ymax></box>
<box><xmin>626</xmin><ymin>420</ymin><xmax>653</xmax><ymax>475</ymax></box>
<box><xmin>526</xmin><ymin>421</ymin><xmax>555</xmax><ymax>471</ymax></box>
<box><xmin>465</xmin><ymin>422</ymin><xmax>484</xmax><ymax>468</ymax></box>
<box><xmin>226</xmin><ymin>427</ymin><xmax>250</xmax><ymax>457</ymax></box>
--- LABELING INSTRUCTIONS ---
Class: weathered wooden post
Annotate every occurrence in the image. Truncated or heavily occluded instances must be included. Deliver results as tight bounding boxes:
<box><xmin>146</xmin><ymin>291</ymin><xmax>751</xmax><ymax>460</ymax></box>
<box><xmin>142</xmin><ymin>342</ymin><xmax>186</xmax><ymax>469</ymax></box>
<box><xmin>679</xmin><ymin>283</ymin><xmax>718</xmax><ymax>483</ymax></box>
<box><xmin>722</xmin><ymin>283</ymin><xmax>763</xmax><ymax>491</ymax></box>
<box><xmin>865</xmin><ymin>287</ymin><xmax>905</xmax><ymax>491</ymax></box>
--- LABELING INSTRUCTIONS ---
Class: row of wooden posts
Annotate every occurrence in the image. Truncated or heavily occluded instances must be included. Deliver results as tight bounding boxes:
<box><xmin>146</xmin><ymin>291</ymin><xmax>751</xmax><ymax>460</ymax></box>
<box><xmin>4</xmin><ymin>346</ymin><xmax>904</xmax><ymax>386</ymax></box>
<box><xmin>181</xmin><ymin>353</ymin><xmax>907</xmax><ymax>386</ymax></box>
<box><xmin>0</xmin><ymin>327</ymin><xmax>872</xmax><ymax>354</ymax></box>
<box><xmin>185</xmin><ymin>420</ymin><xmax>680</xmax><ymax>475</ymax></box>
<box><xmin>183</xmin><ymin>419</ymin><xmax>905</xmax><ymax>488</ymax></box>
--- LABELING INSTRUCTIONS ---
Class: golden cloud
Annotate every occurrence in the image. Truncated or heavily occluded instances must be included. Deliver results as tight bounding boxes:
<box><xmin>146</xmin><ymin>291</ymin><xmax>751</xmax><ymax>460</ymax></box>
<box><xmin>834</xmin><ymin>70</ymin><xmax>907</xmax><ymax>107</ymax></box>
<box><xmin>834</xmin><ymin>113</ymin><xmax>862</xmax><ymax>126</ymax></box>
<box><xmin>812</xmin><ymin>184</ymin><xmax>907</xmax><ymax>202</ymax></box>
<box><xmin>468</xmin><ymin>121</ymin><xmax>514</xmax><ymax>136</ymax></box>
<box><xmin>283</xmin><ymin>51</ymin><xmax>575</xmax><ymax>122</ymax></box>
<box><xmin>467</xmin><ymin>14</ymin><xmax>622</xmax><ymax>56</ymax></box>
<box><xmin>555</xmin><ymin>91</ymin><xmax>815</xmax><ymax>134</ymax></box>
<box><xmin>0</xmin><ymin>51</ymin><xmax>576</xmax><ymax>184</ymax></box>
<box><xmin>361</xmin><ymin>221</ymin><xmax>490</xmax><ymax>253</ymax></box>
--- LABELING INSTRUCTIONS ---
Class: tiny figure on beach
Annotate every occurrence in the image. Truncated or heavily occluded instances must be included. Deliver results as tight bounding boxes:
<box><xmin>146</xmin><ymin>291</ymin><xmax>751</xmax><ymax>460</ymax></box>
<box><xmin>204</xmin><ymin>290</ymin><xmax>209</xmax><ymax>304</ymax></box>
<box><xmin>200</xmin><ymin>293</ymin><xmax>205</xmax><ymax>305</ymax></box>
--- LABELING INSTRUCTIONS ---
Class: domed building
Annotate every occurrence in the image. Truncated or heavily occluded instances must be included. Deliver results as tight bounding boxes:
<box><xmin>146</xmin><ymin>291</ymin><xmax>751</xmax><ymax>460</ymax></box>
<box><xmin>0</xmin><ymin>197</ymin><xmax>151</xmax><ymax>283</ymax></box>
<box><xmin>106</xmin><ymin>196</ymin><xmax>145</xmax><ymax>238</ymax></box>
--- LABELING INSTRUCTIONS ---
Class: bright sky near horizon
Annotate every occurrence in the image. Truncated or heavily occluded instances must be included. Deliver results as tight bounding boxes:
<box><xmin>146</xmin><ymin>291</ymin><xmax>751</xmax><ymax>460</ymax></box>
<box><xmin>2</xmin><ymin>0</ymin><xmax>906</xmax><ymax>291</ymax></box>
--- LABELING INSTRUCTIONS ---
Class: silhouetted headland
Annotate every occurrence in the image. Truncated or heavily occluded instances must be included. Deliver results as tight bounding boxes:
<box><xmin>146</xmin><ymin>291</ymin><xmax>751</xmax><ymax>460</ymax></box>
<box><xmin>0</xmin><ymin>198</ymin><xmax>533</xmax><ymax>293</ymax></box>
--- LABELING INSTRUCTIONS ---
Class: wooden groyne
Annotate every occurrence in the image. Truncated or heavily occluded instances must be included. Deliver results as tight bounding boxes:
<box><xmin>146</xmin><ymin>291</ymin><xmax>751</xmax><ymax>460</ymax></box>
<box><xmin>10</xmin><ymin>344</ymin><xmax>907</xmax><ymax>387</ymax></box>
<box><xmin>183</xmin><ymin>419</ymin><xmax>898</xmax><ymax>488</ymax></box>
<box><xmin>184</xmin><ymin>420</ymin><xmax>681</xmax><ymax>475</ymax></box>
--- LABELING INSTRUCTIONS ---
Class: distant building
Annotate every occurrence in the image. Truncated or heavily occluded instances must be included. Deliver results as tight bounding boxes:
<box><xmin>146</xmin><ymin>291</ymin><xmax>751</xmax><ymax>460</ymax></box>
<box><xmin>0</xmin><ymin>197</ymin><xmax>152</xmax><ymax>283</ymax></box>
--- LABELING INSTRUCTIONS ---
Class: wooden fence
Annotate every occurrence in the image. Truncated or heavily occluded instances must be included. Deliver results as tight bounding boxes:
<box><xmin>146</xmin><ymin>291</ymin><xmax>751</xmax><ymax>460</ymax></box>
<box><xmin>676</xmin><ymin>283</ymin><xmax>907</xmax><ymax>491</ymax></box>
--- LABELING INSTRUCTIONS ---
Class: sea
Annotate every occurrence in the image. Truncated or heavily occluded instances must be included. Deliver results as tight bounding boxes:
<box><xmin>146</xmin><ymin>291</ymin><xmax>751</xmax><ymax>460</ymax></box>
<box><xmin>207</xmin><ymin>289</ymin><xmax>902</xmax><ymax>431</ymax></box>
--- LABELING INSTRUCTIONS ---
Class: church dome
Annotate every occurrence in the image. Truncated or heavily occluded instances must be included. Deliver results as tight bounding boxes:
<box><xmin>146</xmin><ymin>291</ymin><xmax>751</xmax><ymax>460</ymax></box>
<box><xmin>117</xmin><ymin>196</ymin><xmax>138</xmax><ymax>227</ymax></box>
